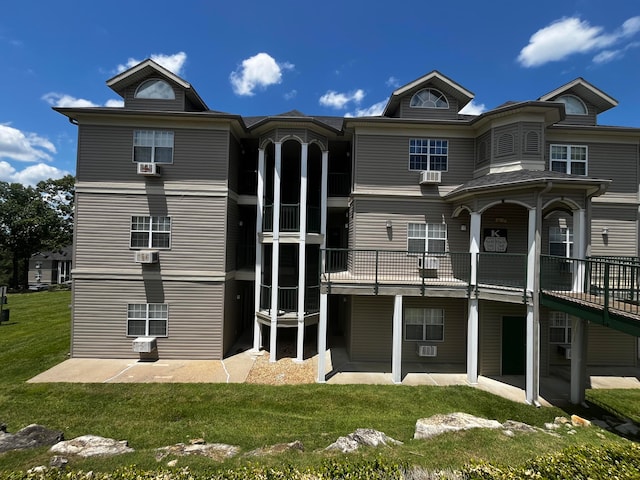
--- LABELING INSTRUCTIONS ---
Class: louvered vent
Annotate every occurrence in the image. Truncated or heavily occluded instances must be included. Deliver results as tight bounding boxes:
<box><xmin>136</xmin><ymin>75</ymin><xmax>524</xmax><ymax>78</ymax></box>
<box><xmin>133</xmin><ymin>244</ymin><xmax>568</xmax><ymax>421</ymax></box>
<box><xmin>496</xmin><ymin>133</ymin><xmax>514</xmax><ymax>156</ymax></box>
<box><xmin>524</xmin><ymin>131</ymin><xmax>540</xmax><ymax>153</ymax></box>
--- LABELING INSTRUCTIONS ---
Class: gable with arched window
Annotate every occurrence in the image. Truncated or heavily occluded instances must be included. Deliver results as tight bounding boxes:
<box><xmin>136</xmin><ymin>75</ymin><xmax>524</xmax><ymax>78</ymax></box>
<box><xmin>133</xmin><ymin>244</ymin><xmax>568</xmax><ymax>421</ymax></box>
<box><xmin>135</xmin><ymin>79</ymin><xmax>176</xmax><ymax>100</ymax></box>
<box><xmin>410</xmin><ymin>88</ymin><xmax>449</xmax><ymax>109</ymax></box>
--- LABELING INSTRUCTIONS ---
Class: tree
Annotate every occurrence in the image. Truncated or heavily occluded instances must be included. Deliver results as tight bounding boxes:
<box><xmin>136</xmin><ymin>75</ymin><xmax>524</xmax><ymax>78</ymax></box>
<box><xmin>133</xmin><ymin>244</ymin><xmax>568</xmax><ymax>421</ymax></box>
<box><xmin>0</xmin><ymin>182</ymin><xmax>62</xmax><ymax>289</ymax></box>
<box><xmin>37</xmin><ymin>174</ymin><xmax>75</xmax><ymax>249</ymax></box>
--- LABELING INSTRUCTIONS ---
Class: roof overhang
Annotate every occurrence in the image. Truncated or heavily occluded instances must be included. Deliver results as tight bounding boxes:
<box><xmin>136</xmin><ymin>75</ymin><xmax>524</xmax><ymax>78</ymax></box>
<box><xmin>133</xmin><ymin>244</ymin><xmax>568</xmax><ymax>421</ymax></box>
<box><xmin>539</xmin><ymin>78</ymin><xmax>618</xmax><ymax>114</ymax></box>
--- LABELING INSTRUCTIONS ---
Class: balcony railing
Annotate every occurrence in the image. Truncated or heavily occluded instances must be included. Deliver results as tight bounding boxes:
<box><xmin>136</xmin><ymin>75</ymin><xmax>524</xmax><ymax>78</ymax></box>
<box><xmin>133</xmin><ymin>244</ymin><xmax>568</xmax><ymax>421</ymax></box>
<box><xmin>477</xmin><ymin>252</ymin><xmax>527</xmax><ymax>290</ymax></box>
<box><xmin>259</xmin><ymin>284</ymin><xmax>321</xmax><ymax>314</ymax></box>
<box><xmin>328</xmin><ymin>172</ymin><xmax>350</xmax><ymax>197</ymax></box>
<box><xmin>263</xmin><ymin>204</ymin><xmax>321</xmax><ymax>233</ymax></box>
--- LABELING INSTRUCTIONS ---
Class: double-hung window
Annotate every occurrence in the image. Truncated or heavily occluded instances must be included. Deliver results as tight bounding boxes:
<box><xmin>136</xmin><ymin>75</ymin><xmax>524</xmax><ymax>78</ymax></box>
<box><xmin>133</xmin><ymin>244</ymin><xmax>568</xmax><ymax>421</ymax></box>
<box><xmin>130</xmin><ymin>216</ymin><xmax>171</xmax><ymax>249</ymax></box>
<box><xmin>404</xmin><ymin>308</ymin><xmax>444</xmax><ymax>341</ymax></box>
<box><xmin>133</xmin><ymin>130</ymin><xmax>174</xmax><ymax>163</ymax></box>
<box><xmin>407</xmin><ymin>223</ymin><xmax>447</xmax><ymax>253</ymax></box>
<box><xmin>127</xmin><ymin>303</ymin><xmax>168</xmax><ymax>337</ymax></box>
<box><xmin>550</xmin><ymin>145</ymin><xmax>587</xmax><ymax>175</ymax></box>
<box><xmin>409</xmin><ymin>139</ymin><xmax>448</xmax><ymax>171</ymax></box>
<box><xmin>549</xmin><ymin>226</ymin><xmax>573</xmax><ymax>257</ymax></box>
<box><xmin>549</xmin><ymin>311</ymin><xmax>571</xmax><ymax>344</ymax></box>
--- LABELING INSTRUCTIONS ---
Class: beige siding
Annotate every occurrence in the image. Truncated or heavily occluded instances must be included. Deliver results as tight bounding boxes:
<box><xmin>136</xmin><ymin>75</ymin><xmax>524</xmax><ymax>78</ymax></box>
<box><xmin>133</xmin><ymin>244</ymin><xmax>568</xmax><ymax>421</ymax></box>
<box><xmin>223</xmin><ymin>279</ymin><xmax>240</xmax><ymax>355</ymax></box>
<box><xmin>226</xmin><ymin>199</ymin><xmax>239</xmax><ymax>271</ymax></box>
<box><xmin>587</xmin><ymin>324</ymin><xmax>637</xmax><ymax>366</ymax></box>
<box><xmin>590</xmin><ymin>205</ymin><xmax>638</xmax><ymax>256</ymax></box>
<box><xmin>75</xmin><ymin>193</ymin><xmax>227</xmax><ymax>273</ymax></box>
<box><xmin>350</xmin><ymin>296</ymin><xmax>393</xmax><ymax>362</ymax></box>
<box><xmin>402</xmin><ymin>297</ymin><xmax>466</xmax><ymax>365</ymax></box>
<box><xmin>77</xmin><ymin>125</ymin><xmax>229</xmax><ymax>184</ymax></box>
<box><xmin>72</xmin><ymin>279</ymin><xmax>224</xmax><ymax>359</ymax></box>
<box><xmin>479</xmin><ymin>300</ymin><xmax>527</xmax><ymax>376</ymax></box>
<box><xmin>354</xmin><ymin>134</ymin><xmax>475</xmax><ymax>191</ymax></box>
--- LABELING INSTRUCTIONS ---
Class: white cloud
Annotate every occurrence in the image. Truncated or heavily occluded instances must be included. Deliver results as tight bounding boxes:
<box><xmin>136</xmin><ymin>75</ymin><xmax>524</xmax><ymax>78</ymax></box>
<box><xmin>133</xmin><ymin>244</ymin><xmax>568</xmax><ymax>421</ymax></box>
<box><xmin>0</xmin><ymin>124</ymin><xmax>56</xmax><ymax>162</ymax></box>
<box><xmin>230</xmin><ymin>53</ymin><xmax>294</xmax><ymax>96</ymax></box>
<box><xmin>517</xmin><ymin>16</ymin><xmax>640</xmax><ymax>67</ymax></box>
<box><xmin>459</xmin><ymin>100</ymin><xmax>486</xmax><ymax>115</ymax></box>
<box><xmin>42</xmin><ymin>93</ymin><xmax>98</xmax><ymax>108</ymax></box>
<box><xmin>284</xmin><ymin>90</ymin><xmax>297</xmax><ymax>100</ymax></box>
<box><xmin>593</xmin><ymin>41</ymin><xmax>640</xmax><ymax>64</ymax></box>
<box><xmin>319</xmin><ymin>89</ymin><xmax>365</xmax><ymax>109</ymax></box>
<box><xmin>42</xmin><ymin>93</ymin><xmax>123</xmax><ymax>109</ymax></box>
<box><xmin>346</xmin><ymin>99</ymin><xmax>387</xmax><ymax>117</ymax></box>
<box><xmin>116</xmin><ymin>52</ymin><xmax>188</xmax><ymax>76</ymax></box>
<box><xmin>0</xmin><ymin>160</ymin><xmax>70</xmax><ymax>186</ymax></box>
<box><xmin>386</xmin><ymin>76</ymin><xmax>401</xmax><ymax>88</ymax></box>
<box><xmin>105</xmin><ymin>99</ymin><xmax>125</xmax><ymax>108</ymax></box>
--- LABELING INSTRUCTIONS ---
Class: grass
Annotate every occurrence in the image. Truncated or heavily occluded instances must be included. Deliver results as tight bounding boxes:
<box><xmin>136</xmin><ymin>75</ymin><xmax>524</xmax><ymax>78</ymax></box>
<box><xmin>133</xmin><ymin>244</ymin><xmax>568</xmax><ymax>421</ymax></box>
<box><xmin>0</xmin><ymin>290</ymin><xmax>638</xmax><ymax>475</ymax></box>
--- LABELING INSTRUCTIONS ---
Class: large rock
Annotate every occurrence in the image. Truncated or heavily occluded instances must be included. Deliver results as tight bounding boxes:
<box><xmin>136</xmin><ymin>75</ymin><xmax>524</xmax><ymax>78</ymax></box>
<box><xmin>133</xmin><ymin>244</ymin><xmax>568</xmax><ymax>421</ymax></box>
<box><xmin>50</xmin><ymin>435</ymin><xmax>134</xmax><ymax>457</ymax></box>
<box><xmin>325</xmin><ymin>428</ymin><xmax>402</xmax><ymax>453</ymax></box>
<box><xmin>0</xmin><ymin>424</ymin><xmax>64</xmax><ymax>453</ymax></box>
<box><xmin>414</xmin><ymin>412</ymin><xmax>502</xmax><ymax>440</ymax></box>
<box><xmin>155</xmin><ymin>442</ymin><xmax>240</xmax><ymax>461</ymax></box>
<box><xmin>245</xmin><ymin>440</ymin><xmax>304</xmax><ymax>457</ymax></box>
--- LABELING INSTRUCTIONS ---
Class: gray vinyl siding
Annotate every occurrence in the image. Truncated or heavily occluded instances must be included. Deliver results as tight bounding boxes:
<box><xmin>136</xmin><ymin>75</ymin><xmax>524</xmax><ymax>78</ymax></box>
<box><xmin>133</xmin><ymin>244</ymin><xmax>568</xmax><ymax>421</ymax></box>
<box><xmin>72</xmin><ymin>279</ymin><xmax>224</xmax><ymax>359</ymax></box>
<box><xmin>350</xmin><ymin>295</ymin><xmax>392</xmax><ymax>362</ymax></box>
<box><xmin>396</xmin><ymin>95</ymin><xmax>460</xmax><ymax>120</ymax></box>
<box><xmin>226</xmin><ymin>199</ymin><xmax>239</xmax><ymax>271</ymax></box>
<box><xmin>74</xmin><ymin>193</ymin><xmax>227</xmax><ymax>273</ymax></box>
<box><xmin>354</xmin><ymin>135</ymin><xmax>475</xmax><ymax>191</ymax></box>
<box><xmin>401</xmin><ymin>297</ymin><xmax>466</xmax><ymax>366</ymax></box>
<box><xmin>590</xmin><ymin>204</ymin><xmax>638</xmax><ymax>256</ymax></box>
<box><xmin>123</xmin><ymin>82</ymin><xmax>185</xmax><ymax>111</ymax></box>
<box><xmin>543</xmin><ymin>141</ymin><xmax>638</xmax><ymax>194</ymax></box>
<box><xmin>555</xmin><ymin>103</ymin><xmax>598</xmax><ymax>126</ymax></box>
<box><xmin>223</xmin><ymin>279</ymin><xmax>240</xmax><ymax>355</ymax></box>
<box><xmin>228</xmin><ymin>135</ymin><xmax>241</xmax><ymax>194</ymax></box>
<box><xmin>479</xmin><ymin>300</ymin><xmax>527</xmax><ymax>376</ymax></box>
<box><xmin>76</xmin><ymin>125</ymin><xmax>229</xmax><ymax>184</ymax></box>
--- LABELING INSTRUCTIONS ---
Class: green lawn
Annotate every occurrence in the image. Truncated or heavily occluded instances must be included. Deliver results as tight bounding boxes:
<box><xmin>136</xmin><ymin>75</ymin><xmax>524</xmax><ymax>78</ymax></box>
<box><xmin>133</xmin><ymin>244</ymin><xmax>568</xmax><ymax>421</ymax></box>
<box><xmin>0</xmin><ymin>290</ymin><xmax>637</xmax><ymax>476</ymax></box>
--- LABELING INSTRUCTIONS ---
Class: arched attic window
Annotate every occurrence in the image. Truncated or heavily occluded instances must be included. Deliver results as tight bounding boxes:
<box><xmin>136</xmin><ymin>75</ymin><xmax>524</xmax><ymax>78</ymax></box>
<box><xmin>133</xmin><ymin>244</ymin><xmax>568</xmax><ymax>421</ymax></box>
<box><xmin>134</xmin><ymin>79</ymin><xmax>176</xmax><ymax>100</ymax></box>
<box><xmin>556</xmin><ymin>94</ymin><xmax>587</xmax><ymax>115</ymax></box>
<box><xmin>410</xmin><ymin>88</ymin><xmax>449</xmax><ymax>109</ymax></box>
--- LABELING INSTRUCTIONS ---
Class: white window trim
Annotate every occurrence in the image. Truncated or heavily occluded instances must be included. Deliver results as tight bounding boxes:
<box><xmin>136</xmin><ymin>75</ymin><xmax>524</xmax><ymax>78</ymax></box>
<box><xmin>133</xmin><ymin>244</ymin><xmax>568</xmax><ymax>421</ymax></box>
<box><xmin>407</xmin><ymin>222</ymin><xmax>447</xmax><ymax>253</ymax></box>
<box><xmin>404</xmin><ymin>307</ymin><xmax>445</xmax><ymax>342</ymax></box>
<box><xmin>408</xmin><ymin>138</ymin><xmax>449</xmax><ymax>172</ymax></box>
<box><xmin>557</xmin><ymin>94</ymin><xmax>588</xmax><ymax>115</ymax></box>
<box><xmin>409</xmin><ymin>88</ymin><xmax>449</xmax><ymax>109</ymax></box>
<box><xmin>126</xmin><ymin>303</ymin><xmax>169</xmax><ymax>337</ymax></box>
<box><xmin>134</xmin><ymin>79</ymin><xmax>176</xmax><ymax>100</ymax></box>
<box><xmin>130</xmin><ymin>215</ymin><xmax>172</xmax><ymax>250</ymax></box>
<box><xmin>549</xmin><ymin>311</ymin><xmax>571</xmax><ymax>344</ymax></box>
<box><xmin>550</xmin><ymin>144</ymin><xmax>588</xmax><ymax>176</ymax></box>
<box><xmin>133</xmin><ymin>130</ymin><xmax>175</xmax><ymax>164</ymax></box>
<box><xmin>549</xmin><ymin>226</ymin><xmax>573</xmax><ymax>258</ymax></box>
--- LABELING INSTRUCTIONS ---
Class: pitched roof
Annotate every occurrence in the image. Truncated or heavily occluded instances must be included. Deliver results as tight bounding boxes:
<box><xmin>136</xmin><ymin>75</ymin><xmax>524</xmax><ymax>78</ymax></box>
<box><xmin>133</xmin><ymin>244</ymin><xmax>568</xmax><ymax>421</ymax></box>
<box><xmin>538</xmin><ymin>78</ymin><xmax>618</xmax><ymax>114</ymax></box>
<box><xmin>106</xmin><ymin>59</ymin><xmax>208</xmax><ymax>110</ymax></box>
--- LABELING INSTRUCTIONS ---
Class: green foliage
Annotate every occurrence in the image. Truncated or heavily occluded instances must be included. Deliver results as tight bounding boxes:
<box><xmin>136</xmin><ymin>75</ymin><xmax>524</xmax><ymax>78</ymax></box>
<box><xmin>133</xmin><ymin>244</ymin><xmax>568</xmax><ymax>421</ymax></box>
<box><xmin>463</xmin><ymin>442</ymin><xmax>640</xmax><ymax>479</ymax></box>
<box><xmin>36</xmin><ymin>175</ymin><xmax>75</xmax><ymax>249</ymax></box>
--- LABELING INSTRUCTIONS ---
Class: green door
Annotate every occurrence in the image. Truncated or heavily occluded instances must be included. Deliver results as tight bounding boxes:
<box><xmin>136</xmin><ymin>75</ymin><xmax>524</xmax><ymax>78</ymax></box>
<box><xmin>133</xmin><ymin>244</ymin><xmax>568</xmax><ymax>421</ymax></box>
<box><xmin>502</xmin><ymin>316</ymin><xmax>526</xmax><ymax>375</ymax></box>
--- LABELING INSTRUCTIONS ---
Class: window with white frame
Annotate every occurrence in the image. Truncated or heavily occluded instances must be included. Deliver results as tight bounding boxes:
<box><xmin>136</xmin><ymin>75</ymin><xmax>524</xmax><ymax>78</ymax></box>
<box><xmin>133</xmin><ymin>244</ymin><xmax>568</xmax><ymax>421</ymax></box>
<box><xmin>550</xmin><ymin>145</ymin><xmax>587</xmax><ymax>175</ymax></box>
<box><xmin>133</xmin><ymin>130</ymin><xmax>174</xmax><ymax>163</ymax></box>
<box><xmin>404</xmin><ymin>308</ymin><xmax>444</xmax><ymax>341</ymax></box>
<box><xmin>409</xmin><ymin>88</ymin><xmax>449</xmax><ymax>109</ymax></box>
<box><xmin>134</xmin><ymin>79</ymin><xmax>176</xmax><ymax>100</ymax></box>
<box><xmin>407</xmin><ymin>223</ymin><xmax>447</xmax><ymax>253</ymax></box>
<box><xmin>127</xmin><ymin>303</ymin><xmax>168</xmax><ymax>337</ymax></box>
<box><xmin>556</xmin><ymin>95</ymin><xmax>587</xmax><ymax>115</ymax></box>
<box><xmin>549</xmin><ymin>226</ymin><xmax>573</xmax><ymax>257</ymax></box>
<box><xmin>409</xmin><ymin>139</ymin><xmax>448</xmax><ymax>171</ymax></box>
<box><xmin>130</xmin><ymin>216</ymin><xmax>171</xmax><ymax>249</ymax></box>
<box><xmin>549</xmin><ymin>311</ymin><xmax>571</xmax><ymax>344</ymax></box>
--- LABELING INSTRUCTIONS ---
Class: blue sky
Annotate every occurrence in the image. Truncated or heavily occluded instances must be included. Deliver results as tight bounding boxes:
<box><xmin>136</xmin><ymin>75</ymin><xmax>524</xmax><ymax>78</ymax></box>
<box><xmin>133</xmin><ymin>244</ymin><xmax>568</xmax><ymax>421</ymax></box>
<box><xmin>1</xmin><ymin>0</ymin><xmax>639</xmax><ymax>185</ymax></box>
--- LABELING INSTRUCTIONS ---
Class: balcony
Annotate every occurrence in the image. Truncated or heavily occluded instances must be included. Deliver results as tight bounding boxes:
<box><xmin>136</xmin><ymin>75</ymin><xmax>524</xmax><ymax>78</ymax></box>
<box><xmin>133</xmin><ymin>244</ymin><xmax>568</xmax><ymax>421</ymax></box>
<box><xmin>259</xmin><ymin>284</ymin><xmax>321</xmax><ymax>314</ymax></box>
<box><xmin>263</xmin><ymin>204</ymin><xmax>321</xmax><ymax>233</ymax></box>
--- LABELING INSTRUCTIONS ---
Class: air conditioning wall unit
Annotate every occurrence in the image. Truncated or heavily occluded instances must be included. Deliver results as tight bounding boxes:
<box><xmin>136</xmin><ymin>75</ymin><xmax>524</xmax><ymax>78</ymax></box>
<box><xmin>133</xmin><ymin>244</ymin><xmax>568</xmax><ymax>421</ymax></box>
<box><xmin>137</xmin><ymin>162</ymin><xmax>160</xmax><ymax>176</ymax></box>
<box><xmin>134</xmin><ymin>250</ymin><xmax>159</xmax><ymax>264</ymax></box>
<box><xmin>132</xmin><ymin>336</ymin><xmax>157</xmax><ymax>353</ymax></box>
<box><xmin>419</xmin><ymin>170</ymin><xmax>441</xmax><ymax>184</ymax></box>
<box><xmin>416</xmin><ymin>344</ymin><xmax>438</xmax><ymax>357</ymax></box>
<box><xmin>417</xmin><ymin>256</ymin><xmax>440</xmax><ymax>270</ymax></box>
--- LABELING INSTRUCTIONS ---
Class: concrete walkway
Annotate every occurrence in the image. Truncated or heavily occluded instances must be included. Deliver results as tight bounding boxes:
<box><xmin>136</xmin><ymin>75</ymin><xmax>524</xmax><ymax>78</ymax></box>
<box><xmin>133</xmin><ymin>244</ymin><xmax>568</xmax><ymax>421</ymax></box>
<box><xmin>28</xmin><ymin>347</ymin><xmax>640</xmax><ymax>407</ymax></box>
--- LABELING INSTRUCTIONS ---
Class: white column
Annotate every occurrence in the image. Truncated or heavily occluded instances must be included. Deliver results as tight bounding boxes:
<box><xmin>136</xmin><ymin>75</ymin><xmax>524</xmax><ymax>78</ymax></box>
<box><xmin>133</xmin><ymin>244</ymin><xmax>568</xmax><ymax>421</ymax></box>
<box><xmin>392</xmin><ymin>295</ymin><xmax>403</xmax><ymax>384</ymax></box>
<box><xmin>570</xmin><ymin>317</ymin><xmax>589</xmax><ymax>404</ymax></box>
<box><xmin>467</xmin><ymin>212</ymin><xmax>481</xmax><ymax>384</ymax></box>
<box><xmin>253</xmin><ymin>148</ymin><xmax>266</xmax><ymax>351</ymax></box>
<box><xmin>320</xmin><ymin>151</ymin><xmax>328</xmax><ymax>245</ymax></box>
<box><xmin>525</xmin><ymin>304</ymin><xmax>538</xmax><ymax>404</ymax></box>
<box><xmin>525</xmin><ymin>204</ymin><xmax>541</xmax><ymax>405</ymax></box>
<box><xmin>317</xmin><ymin>292</ymin><xmax>328</xmax><ymax>382</ymax></box>
<box><xmin>296</xmin><ymin>143</ymin><xmax>308</xmax><ymax>363</ymax></box>
<box><xmin>466</xmin><ymin>299</ymin><xmax>479</xmax><ymax>384</ymax></box>
<box><xmin>269</xmin><ymin>142</ymin><xmax>282</xmax><ymax>362</ymax></box>
<box><xmin>527</xmin><ymin>209</ymin><xmax>536</xmax><ymax>293</ymax></box>
<box><xmin>572</xmin><ymin>209</ymin><xmax>586</xmax><ymax>293</ymax></box>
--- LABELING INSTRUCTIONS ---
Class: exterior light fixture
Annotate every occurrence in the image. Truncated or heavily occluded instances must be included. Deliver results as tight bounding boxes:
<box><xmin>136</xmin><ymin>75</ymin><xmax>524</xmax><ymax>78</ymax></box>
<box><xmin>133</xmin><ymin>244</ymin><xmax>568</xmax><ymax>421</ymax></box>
<box><xmin>386</xmin><ymin>220</ymin><xmax>393</xmax><ymax>229</ymax></box>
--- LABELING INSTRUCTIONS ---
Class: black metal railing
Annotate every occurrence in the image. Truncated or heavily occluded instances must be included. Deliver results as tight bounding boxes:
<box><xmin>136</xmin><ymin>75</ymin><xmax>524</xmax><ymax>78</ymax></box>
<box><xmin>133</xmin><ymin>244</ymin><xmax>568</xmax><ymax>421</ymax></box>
<box><xmin>262</xmin><ymin>204</ymin><xmax>321</xmax><ymax>233</ymax></box>
<box><xmin>477</xmin><ymin>252</ymin><xmax>527</xmax><ymax>290</ymax></box>
<box><xmin>259</xmin><ymin>284</ymin><xmax>320</xmax><ymax>314</ymax></box>
<box><xmin>328</xmin><ymin>172</ymin><xmax>350</xmax><ymax>197</ymax></box>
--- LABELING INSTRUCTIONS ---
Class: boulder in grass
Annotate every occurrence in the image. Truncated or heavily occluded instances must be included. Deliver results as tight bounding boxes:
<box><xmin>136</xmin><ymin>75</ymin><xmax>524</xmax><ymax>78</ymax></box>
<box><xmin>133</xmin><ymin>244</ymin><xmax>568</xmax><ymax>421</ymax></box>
<box><xmin>414</xmin><ymin>412</ymin><xmax>502</xmax><ymax>440</ymax></box>
<box><xmin>50</xmin><ymin>435</ymin><xmax>133</xmax><ymax>457</ymax></box>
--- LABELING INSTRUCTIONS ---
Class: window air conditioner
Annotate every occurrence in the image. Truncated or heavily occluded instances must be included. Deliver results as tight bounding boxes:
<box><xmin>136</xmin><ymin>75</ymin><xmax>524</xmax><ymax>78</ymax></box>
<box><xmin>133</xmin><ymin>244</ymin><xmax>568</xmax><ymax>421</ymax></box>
<box><xmin>419</xmin><ymin>170</ymin><xmax>441</xmax><ymax>184</ymax></box>
<box><xmin>134</xmin><ymin>250</ymin><xmax>159</xmax><ymax>264</ymax></box>
<box><xmin>417</xmin><ymin>344</ymin><xmax>438</xmax><ymax>357</ymax></box>
<box><xmin>417</xmin><ymin>256</ymin><xmax>440</xmax><ymax>270</ymax></box>
<box><xmin>137</xmin><ymin>162</ymin><xmax>160</xmax><ymax>176</ymax></box>
<box><xmin>132</xmin><ymin>336</ymin><xmax>157</xmax><ymax>353</ymax></box>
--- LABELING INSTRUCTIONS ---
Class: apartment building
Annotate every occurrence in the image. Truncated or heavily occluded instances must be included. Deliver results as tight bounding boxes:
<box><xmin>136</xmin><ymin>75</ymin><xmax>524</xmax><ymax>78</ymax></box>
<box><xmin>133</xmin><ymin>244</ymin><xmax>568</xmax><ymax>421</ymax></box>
<box><xmin>55</xmin><ymin>59</ymin><xmax>640</xmax><ymax>404</ymax></box>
